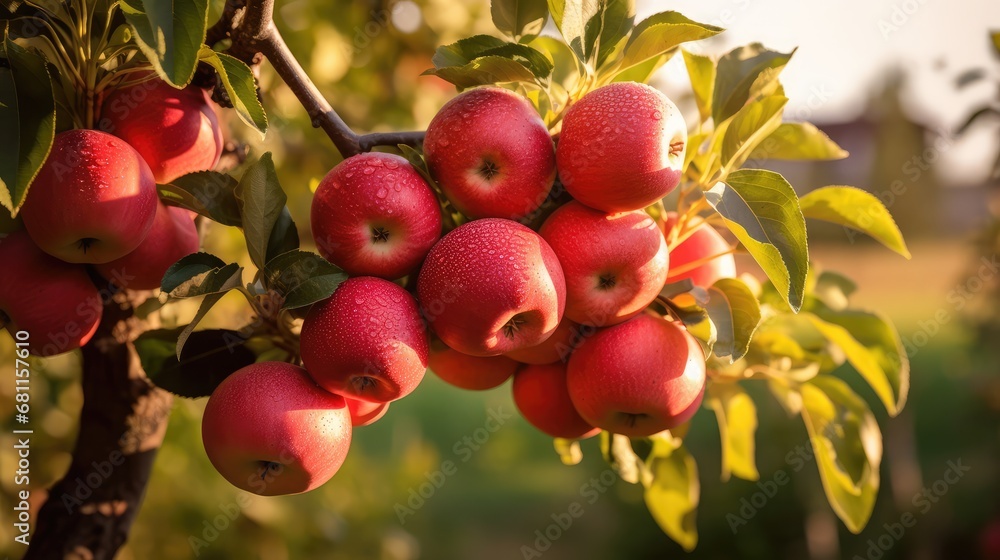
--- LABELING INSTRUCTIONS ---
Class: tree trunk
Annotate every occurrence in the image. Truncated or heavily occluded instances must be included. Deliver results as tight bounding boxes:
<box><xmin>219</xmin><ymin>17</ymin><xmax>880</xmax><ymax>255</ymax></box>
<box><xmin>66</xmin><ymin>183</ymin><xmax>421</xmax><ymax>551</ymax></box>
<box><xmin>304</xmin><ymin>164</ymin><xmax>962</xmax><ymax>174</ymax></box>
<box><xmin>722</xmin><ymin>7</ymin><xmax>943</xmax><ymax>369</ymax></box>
<box><xmin>24</xmin><ymin>291</ymin><xmax>172</xmax><ymax>560</ymax></box>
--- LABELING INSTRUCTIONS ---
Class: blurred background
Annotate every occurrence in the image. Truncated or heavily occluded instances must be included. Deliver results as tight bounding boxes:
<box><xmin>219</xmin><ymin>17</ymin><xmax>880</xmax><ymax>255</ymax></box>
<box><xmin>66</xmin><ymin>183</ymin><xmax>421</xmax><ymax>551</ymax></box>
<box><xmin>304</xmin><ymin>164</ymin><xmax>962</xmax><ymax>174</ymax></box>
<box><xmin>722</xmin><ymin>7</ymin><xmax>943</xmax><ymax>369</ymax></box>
<box><xmin>2</xmin><ymin>0</ymin><xmax>1000</xmax><ymax>558</ymax></box>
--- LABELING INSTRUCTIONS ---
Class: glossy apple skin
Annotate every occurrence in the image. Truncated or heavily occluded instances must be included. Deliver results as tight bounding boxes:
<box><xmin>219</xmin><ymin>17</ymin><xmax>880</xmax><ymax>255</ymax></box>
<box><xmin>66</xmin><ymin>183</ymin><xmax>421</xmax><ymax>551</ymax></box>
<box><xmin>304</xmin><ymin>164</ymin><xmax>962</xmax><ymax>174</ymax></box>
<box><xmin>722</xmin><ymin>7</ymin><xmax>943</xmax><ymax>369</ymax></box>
<box><xmin>20</xmin><ymin>130</ymin><xmax>158</xmax><ymax>264</ymax></box>
<box><xmin>664</xmin><ymin>212</ymin><xmax>737</xmax><ymax>288</ymax></box>
<box><xmin>201</xmin><ymin>362</ymin><xmax>351</xmax><ymax>496</ymax></box>
<box><xmin>424</xmin><ymin>87</ymin><xmax>556</xmax><ymax>220</ymax></box>
<box><xmin>346</xmin><ymin>399</ymin><xmax>390</xmax><ymax>427</ymax></box>
<box><xmin>417</xmin><ymin>218</ymin><xmax>566</xmax><ymax>356</ymax></box>
<box><xmin>567</xmin><ymin>314</ymin><xmax>706</xmax><ymax>437</ymax></box>
<box><xmin>428</xmin><ymin>345</ymin><xmax>519</xmax><ymax>390</ymax></box>
<box><xmin>0</xmin><ymin>230</ymin><xmax>102</xmax><ymax>356</ymax></box>
<box><xmin>300</xmin><ymin>277</ymin><xmax>428</xmax><ymax>403</ymax></box>
<box><xmin>101</xmin><ymin>79</ymin><xmax>223</xmax><ymax>183</ymax></box>
<box><xmin>311</xmin><ymin>152</ymin><xmax>441</xmax><ymax>279</ymax></box>
<box><xmin>94</xmin><ymin>201</ymin><xmax>199</xmax><ymax>290</ymax></box>
<box><xmin>504</xmin><ymin>319</ymin><xmax>579</xmax><ymax>365</ymax></box>
<box><xmin>540</xmin><ymin>201</ymin><xmax>668</xmax><ymax>326</ymax></box>
<box><xmin>513</xmin><ymin>362</ymin><xmax>599</xmax><ymax>440</ymax></box>
<box><xmin>556</xmin><ymin>82</ymin><xmax>686</xmax><ymax>213</ymax></box>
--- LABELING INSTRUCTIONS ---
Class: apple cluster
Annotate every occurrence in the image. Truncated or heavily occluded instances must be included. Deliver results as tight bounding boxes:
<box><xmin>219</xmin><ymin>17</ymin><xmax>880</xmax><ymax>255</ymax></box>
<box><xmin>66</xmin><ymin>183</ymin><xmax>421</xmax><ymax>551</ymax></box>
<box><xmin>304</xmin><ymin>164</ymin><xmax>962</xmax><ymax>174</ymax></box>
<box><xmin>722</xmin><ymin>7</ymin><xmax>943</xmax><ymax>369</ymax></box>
<box><xmin>0</xmin><ymin>79</ymin><xmax>222</xmax><ymax>356</ymax></box>
<box><xmin>199</xmin><ymin>82</ymin><xmax>741</xmax><ymax>496</ymax></box>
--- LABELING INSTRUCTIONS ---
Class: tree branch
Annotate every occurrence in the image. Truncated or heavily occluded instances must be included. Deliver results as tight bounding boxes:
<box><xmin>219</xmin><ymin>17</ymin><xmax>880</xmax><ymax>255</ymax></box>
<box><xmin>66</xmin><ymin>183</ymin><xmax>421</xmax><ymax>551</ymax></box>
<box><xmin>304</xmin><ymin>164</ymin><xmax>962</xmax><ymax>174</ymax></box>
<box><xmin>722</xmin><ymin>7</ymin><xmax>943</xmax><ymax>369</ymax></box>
<box><xmin>217</xmin><ymin>0</ymin><xmax>424</xmax><ymax>158</ymax></box>
<box><xmin>25</xmin><ymin>289</ymin><xmax>172</xmax><ymax>560</ymax></box>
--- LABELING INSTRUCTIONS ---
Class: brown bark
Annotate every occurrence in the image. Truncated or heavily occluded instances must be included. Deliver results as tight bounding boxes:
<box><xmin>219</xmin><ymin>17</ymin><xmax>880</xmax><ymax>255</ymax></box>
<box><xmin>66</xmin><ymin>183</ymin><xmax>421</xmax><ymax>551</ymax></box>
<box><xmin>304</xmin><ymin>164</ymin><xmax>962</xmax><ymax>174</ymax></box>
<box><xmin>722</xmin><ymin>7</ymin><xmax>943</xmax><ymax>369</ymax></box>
<box><xmin>24</xmin><ymin>290</ymin><xmax>172</xmax><ymax>560</ymax></box>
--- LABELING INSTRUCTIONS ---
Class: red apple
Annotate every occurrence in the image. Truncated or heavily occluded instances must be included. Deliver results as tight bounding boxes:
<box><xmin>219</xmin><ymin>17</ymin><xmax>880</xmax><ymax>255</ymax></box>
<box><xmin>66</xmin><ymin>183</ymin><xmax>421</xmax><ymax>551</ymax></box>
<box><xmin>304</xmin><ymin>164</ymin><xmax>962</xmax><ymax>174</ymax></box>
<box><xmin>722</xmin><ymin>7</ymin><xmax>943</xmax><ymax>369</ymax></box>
<box><xmin>346</xmin><ymin>399</ymin><xmax>390</xmax><ymax>427</ymax></box>
<box><xmin>311</xmin><ymin>152</ymin><xmax>441</xmax><ymax>279</ymax></box>
<box><xmin>201</xmin><ymin>362</ymin><xmax>351</xmax><ymax>496</ymax></box>
<box><xmin>428</xmin><ymin>345</ymin><xmax>519</xmax><ymax>390</ymax></box>
<box><xmin>417</xmin><ymin>218</ymin><xmax>566</xmax><ymax>356</ymax></box>
<box><xmin>556</xmin><ymin>82</ymin><xmax>686</xmax><ymax>212</ymax></box>
<box><xmin>664</xmin><ymin>212</ymin><xmax>736</xmax><ymax>288</ymax></box>
<box><xmin>0</xmin><ymin>230</ymin><xmax>102</xmax><ymax>356</ymax></box>
<box><xmin>94</xmin><ymin>201</ymin><xmax>199</xmax><ymax>290</ymax></box>
<box><xmin>20</xmin><ymin>130</ymin><xmax>158</xmax><ymax>264</ymax></box>
<box><xmin>567</xmin><ymin>314</ymin><xmax>706</xmax><ymax>437</ymax></box>
<box><xmin>300</xmin><ymin>277</ymin><xmax>428</xmax><ymax>403</ymax></box>
<box><xmin>100</xmin><ymin>78</ymin><xmax>223</xmax><ymax>183</ymax></box>
<box><xmin>539</xmin><ymin>201</ymin><xmax>668</xmax><ymax>326</ymax></box>
<box><xmin>504</xmin><ymin>319</ymin><xmax>579</xmax><ymax>365</ymax></box>
<box><xmin>513</xmin><ymin>362</ymin><xmax>600</xmax><ymax>439</ymax></box>
<box><xmin>424</xmin><ymin>87</ymin><xmax>556</xmax><ymax>219</ymax></box>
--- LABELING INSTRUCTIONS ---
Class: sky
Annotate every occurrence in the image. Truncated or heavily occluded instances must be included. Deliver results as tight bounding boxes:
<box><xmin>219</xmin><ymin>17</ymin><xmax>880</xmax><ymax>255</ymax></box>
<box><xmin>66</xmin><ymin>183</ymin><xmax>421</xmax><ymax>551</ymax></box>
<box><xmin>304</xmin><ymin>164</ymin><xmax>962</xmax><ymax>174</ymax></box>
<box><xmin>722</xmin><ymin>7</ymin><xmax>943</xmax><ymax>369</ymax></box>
<box><xmin>639</xmin><ymin>0</ymin><xmax>1000</xmax><ymax>183</ymax></box>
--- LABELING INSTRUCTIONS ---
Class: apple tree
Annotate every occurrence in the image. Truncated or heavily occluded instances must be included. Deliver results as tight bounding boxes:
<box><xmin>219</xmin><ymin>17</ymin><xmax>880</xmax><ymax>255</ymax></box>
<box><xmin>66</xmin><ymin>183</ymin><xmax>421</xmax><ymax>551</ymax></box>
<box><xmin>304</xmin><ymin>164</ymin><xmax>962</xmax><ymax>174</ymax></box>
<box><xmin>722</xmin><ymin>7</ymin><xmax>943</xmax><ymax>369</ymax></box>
<box><xmin>0</xmin><ymin>0</ymin><xmax>911</xmax><ymax>556</ymax></box>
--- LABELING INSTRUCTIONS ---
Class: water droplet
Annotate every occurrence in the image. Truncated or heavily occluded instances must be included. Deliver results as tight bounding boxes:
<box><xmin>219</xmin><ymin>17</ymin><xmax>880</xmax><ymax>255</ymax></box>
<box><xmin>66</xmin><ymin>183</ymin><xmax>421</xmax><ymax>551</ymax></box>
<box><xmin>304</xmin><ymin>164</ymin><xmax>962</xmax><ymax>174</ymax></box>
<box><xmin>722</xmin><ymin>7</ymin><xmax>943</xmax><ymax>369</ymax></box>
<box><xmin>652</xmin><ymin>111</ymin><xmax>662</xmax><ymax>120</ymax></box>
<box><xmin>376</xmin><ymin>188</ymin><xmax>387</xmax><ymax>198</ymax></box>
<box><xmin>385</xmin><ymin>160</ymin><xmax>399</xmax><ymax>170</ymax></box>
<box><xmin>363</xmin><ymin>167</ymin><xmax>375</xmax><ymax>175</ymax></box>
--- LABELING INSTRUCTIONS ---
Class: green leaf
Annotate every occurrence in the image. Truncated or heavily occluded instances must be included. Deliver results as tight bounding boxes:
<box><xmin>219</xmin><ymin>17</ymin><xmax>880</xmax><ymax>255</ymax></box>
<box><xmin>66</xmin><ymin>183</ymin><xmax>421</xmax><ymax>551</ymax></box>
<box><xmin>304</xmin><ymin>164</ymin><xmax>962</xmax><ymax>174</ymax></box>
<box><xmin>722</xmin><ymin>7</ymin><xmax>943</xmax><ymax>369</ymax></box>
<box><xmin>174</xmin><ymin>268</ymin><xmax>245</xmax><ymax>359</ymax></box>
<box><xmin>547</xmin><ymin>0</ymin><xmax>635</xmax><ymax>67</ymax></box>
<box><xmin>161</xmin><ymin>252</ymin><xmax>242</xmax><ymax>298</ymax></box>
<box><xmin>749</xmin><ymin>122</ymin><xmax>848</xmax><ymax>161</ymax></box>
<box><xmin>198</xmin><ymin>47</ymin><xmax>267</xmax><ymax>136</ymax></box>
<box><xmin>158</xmin><ymin>171</ymin><xmax>242</xmax><ymax>226</ymax></box>
<box><xmin>594</xmin><ymin>0</ymin><xmax>635</xmax><ymax>69</ymax></box>
<box><xmin>812</xmin><ymin>270</ymin><xmax>857</xmax><ymax>312</ymax></box>
<box><xmin>426</xmin><ymin>56</ymin><xmax>540</xmax><ymax>90</ymax></box>
<box><xmin>136</xmin><ymin>328</ymin><xmax>255</xmax><ymax>398</ymax></box>
<box><xmin>120</xmin><ymin>0</ymin><xmax>209</xmax><ymax>87</ymax></box>
<box><xmin>619</xmin><ymin>11</ymin><xmax>722</xmax><ymax>72</ymax></box>
<box><xmin>0</xmin><ymin>33</ymin><xmax>55</xmax><ymax>215</ymax></box>
<box><xmin>235</xmin><ymin>153</ymin><xmax>287</xmax><ymax>270</ymax></box>
<box><xmin>611</xmin><ymin>52</ymin><xmax>668</xmax><ymax>84</ymax></box>
<box><xmin>705</xmin><ymin>278</ymin><xmax>761</xmax><ymax>361</ymax></box>
<box><xmin>260</xmin><ymin>250</ymin><xmax>347</xmax><ymax>309</ymax></box>
<box><xmin>553</xmin><ymin>438</ymin><xmax>584</xmax><ymax>465</ymax></box>
<box><xmin>683</xmin><ymin>50</ymin><xmax>715</xmax><ymax>123</ymax></box>
<box><xmin>801</xmin><ymin>376</ymin><xmax>881</xmax><ymax>534</ymax></box>
<box><xmin>706</xmin><ymin>383</ymin><xmax>758</xmax><ymax>481</ymax></box>
<box><xmin>265</xmin><ymin>207</ymin><xmax>300</xmax><ymax>263</ymax></box>
<box><xmin>491</xmin><ymin>0</ymin><xmax>549</xmax><ymax>42</ymax></box>
<box><xmin>712</xmin><ymin>44</ymin><xmax>794</xmax><ymax>123</ymax></box>
<box><xmin>720</xmin><ymin>94</ymin><xmax>788</xmax><ymax>176</ymax></box>
<box><xmin>428</xmin><ymin>35</ymin><xmax>554</xmax><ymax>85</ymax></box>
<box><xmin>643</xmin><ymin>441</ymin><xmax>699</xmax><ymax>551</ymax></box>
<box><xmin>706</xmin><ymin>169</ymin><xmax>809</xmax><ymax>311</ymax></box>
<box><xmin>806</xmin><ymin>310</ymin><xmax>908</xmax><ymax>416</ymax></box>
<box><xmin>798</xmin><ymin>186</ymin><xmax>910</xmax><ymax>259</ymax></box>
<box><xmin>601</xmin><ymin>432</ymin><xmax>646</xmax><ymax>484</ymax></box>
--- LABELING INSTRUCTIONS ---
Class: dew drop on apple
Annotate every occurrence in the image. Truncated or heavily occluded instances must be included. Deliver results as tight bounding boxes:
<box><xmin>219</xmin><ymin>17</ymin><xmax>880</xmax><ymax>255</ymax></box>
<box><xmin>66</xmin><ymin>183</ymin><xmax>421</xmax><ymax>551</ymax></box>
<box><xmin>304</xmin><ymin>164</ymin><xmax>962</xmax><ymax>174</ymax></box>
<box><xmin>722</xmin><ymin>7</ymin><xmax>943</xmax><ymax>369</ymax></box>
<box><xmin>364</xmin><ymin>167</ymin><xmax>375</xmax><ymax>175</ymax></box>
<box><xmin>376</xmin><ymin>187</ymin><xmax>387</xmax><ymax>198</ymax></box>
<box><xmin>652</xmin><ymin>111</ymin><xmax>662</xmax><ymax>120</ymax></box>
<box><xmin>385</xmin><ymin>159</ymin><xmax>399</xmax><ymax>169</ymax></box>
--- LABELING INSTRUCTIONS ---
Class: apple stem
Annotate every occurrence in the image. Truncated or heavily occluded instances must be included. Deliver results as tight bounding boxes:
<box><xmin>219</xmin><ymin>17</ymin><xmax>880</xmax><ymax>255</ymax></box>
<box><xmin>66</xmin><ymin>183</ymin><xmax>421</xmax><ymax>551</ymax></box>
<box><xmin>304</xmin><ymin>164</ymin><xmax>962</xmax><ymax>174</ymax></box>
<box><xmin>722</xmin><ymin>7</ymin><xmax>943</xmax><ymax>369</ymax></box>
<box><xmin>666</xmin><ymin>245</ymin><xmax>740</xmax><ymax>277</ymax></box>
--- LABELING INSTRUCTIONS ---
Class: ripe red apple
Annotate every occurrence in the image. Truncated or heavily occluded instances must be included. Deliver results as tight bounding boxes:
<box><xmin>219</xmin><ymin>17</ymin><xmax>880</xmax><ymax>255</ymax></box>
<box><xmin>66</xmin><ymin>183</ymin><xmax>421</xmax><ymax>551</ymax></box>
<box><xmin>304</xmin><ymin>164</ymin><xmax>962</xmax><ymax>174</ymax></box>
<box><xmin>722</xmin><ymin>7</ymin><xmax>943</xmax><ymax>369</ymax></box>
<box><xmin>504</xmin><ymin>319</ymin><xmax>579</xmax><ymax>365</ymax></box>
<box><xmin>428</xmin><ymin>345</ymin><xmax>519</xmax><ymax>390</ymax></box>
<box><xmin>94</xmin><ymin>201</ymin><xmax>199</xmax><ymax>290</ymax></box>
<box><xmin>100</xmin><ymin>78</ymin><xmax>223</xmax><ymax>183</ymax></box>
<box><xmin>556</xmin><ymin>82</ymin><xmax>686</xmax><ymax>212</ymax></box>
<box><xmin>300</xmin><ymin>277</ymin><xmax>428</xmax><ymax>403</ymax></box>
<box><xmin>201</xmin><ymin>362</ymin><xmax>351</xmax><ymax>496</ymax></box>
<box><xmin>664</xmin><ymin>212</ymin><xmax>737</xmax><ymax>288</ymax></box>
<box><xmin>346</xmin><ymin>399</ymin><xmax>390</xmax><ymax>427</ymax></box>
<box><xmin>513</xmin><ymin>362</ymin><xmax>599</xmax><ymax>439</ymax></box>
<box><xmin>311</xmin><ymin>152</ymin><xmax>441</xmax><ymax>279</ymax></box>
<box><xmin>539</xmin><ymin>201</ymin><xmax>668</xmax><ymax>326</ymax></box>
<box><xmin>424</xmin><ymin>87</ymin><xmax>556</xmax><ymax>219</ymax></box>
<box><xmin>20</xmin><ymin>129</ymin><xmax>158</xmax><ymax>264</ymax></box>
<box><xmin>0</xmin><ymin>230</ymin><xmax>102</xmax><ymax>356</ymax></box>
<box><xmin>417</xmin><ymin>218</ymin><xmax>566</xmax><ymax>356</ymax></box>
<box><xmin>567</xmin><ymin>314</ymin><xmax>706</xmax><ymax>437</ymax></box>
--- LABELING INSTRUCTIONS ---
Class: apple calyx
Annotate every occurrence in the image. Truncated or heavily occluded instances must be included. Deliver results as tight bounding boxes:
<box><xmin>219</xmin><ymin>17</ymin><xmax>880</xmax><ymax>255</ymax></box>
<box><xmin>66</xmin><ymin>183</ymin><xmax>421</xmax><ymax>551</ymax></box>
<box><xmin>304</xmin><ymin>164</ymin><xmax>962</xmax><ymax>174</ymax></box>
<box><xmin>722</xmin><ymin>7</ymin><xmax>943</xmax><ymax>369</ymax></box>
<box><xmin>502</xmin><ymin>314</ymin><xmax>528</xmax><ymax>339</ymax></box>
